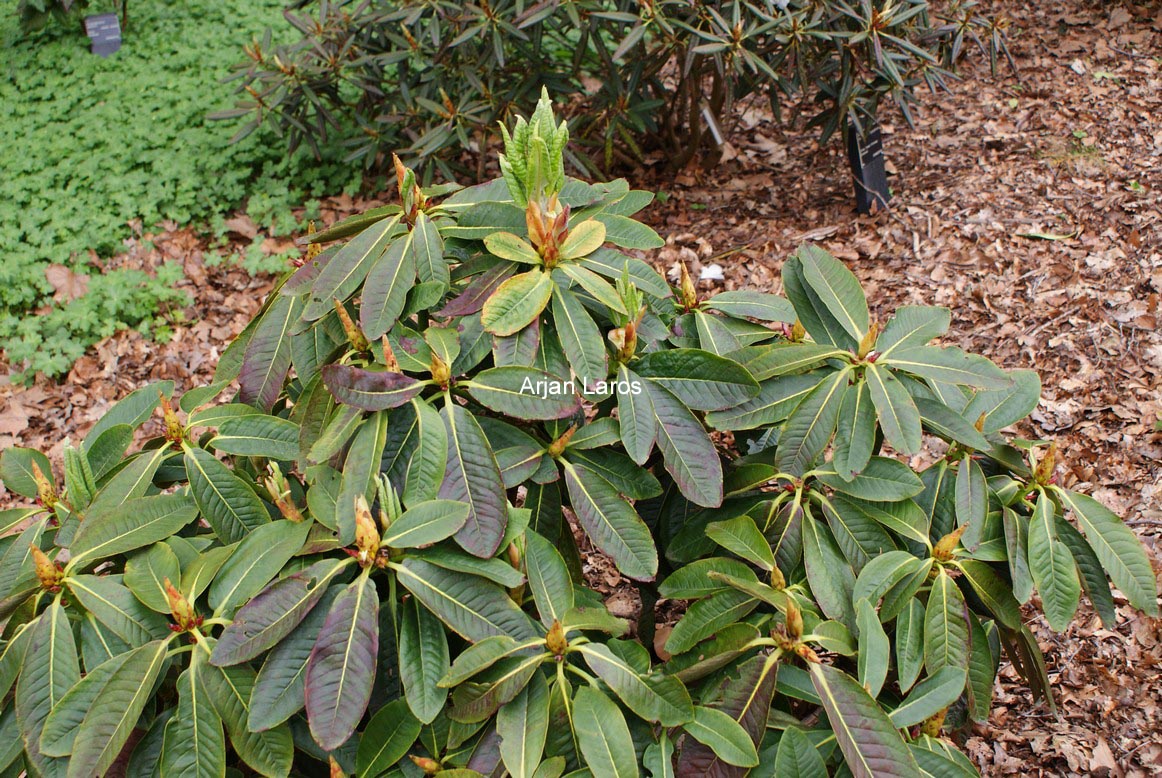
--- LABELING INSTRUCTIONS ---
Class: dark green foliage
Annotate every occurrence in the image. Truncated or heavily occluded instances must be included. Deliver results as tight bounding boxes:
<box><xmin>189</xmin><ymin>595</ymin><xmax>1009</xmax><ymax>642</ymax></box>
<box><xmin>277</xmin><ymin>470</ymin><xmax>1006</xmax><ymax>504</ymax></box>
<box><xmin>222</xmin><ymin>0</ymin><xmax>1011</xmax><ymax>174</ymax></box>
<box><xmin>0</xmin><ymin>94</ymin><xmax>1154</xmax><ymax>778</ymax></box>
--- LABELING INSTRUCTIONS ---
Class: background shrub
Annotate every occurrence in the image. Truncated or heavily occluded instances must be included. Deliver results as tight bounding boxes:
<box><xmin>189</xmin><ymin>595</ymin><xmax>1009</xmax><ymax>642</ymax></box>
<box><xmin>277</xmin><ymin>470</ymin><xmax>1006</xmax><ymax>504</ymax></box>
<box><xmin>222</xmin><ymin>0</ymin><xmax>1011</xmax><ymax>174</ymax></box>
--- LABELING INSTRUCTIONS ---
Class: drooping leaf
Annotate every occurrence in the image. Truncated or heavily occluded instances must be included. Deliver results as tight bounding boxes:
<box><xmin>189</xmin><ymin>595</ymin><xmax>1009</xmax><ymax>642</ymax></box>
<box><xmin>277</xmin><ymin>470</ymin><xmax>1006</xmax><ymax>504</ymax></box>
<box><xmin>442</xmin><ymin>402</ymin><xmax>508</xmax><ymax>558</ymax></box>
<box><xmin>525</xmin><ymin>530</ymin><xmax>574</xmax><ymax>625</ymax></box>
<box><xmin>924</xmin><ymin>567</ymin><xmax>971</xmax><ymax>676</ymax></box>
<box><xmin>572</xmin><ymin>686</ymin><xmax>639</xmax><ymax>778</ymax></box>
<box><xmin>1057</xmin><ymin>488</ymin><xmax>1158</xmax><ymax>616</ymax></box>
<box><xmin>578</xmin><ymin>644</ymin><xmax>692</xmax><ymax>726</ymax></box>
<box><xmin>355</xmin><ymin>698</ymin><xmax>422</xmax><ymax>778</ymax></box>
<box><xmin>808</xmin><ymin>663</ymin><xmax>920</xmax><ymax>778</ymax></box>
<box><xmin>160</xmin><ymin>651</ymin><xmax>226</xmax><ymax>778</ymax></box>
<box><xmin>497</xmin><ymin>670</ymin><xmax>551</xmax><ymax>778</ymax></box>
<box><xmin>705</xmin><ymin>515</ymin><xmax>775</xmax><ymax>571</ymax></box>
<box><xmin>16</xmin><ymin>601</ymin><xmax>78</xmax><ymax>778</ymax></box>
<box><xmin>209</xmin><ymin>519</ymin><xmax>312</xmax><ymax>616</ymax></box>
<box><xmin>398</xmin><ymin>598</ymin><xmax>450</xmax><ymax>724</ymax></box>
<box><xmin>1028</xmin><ymin>491</ymin><xmax>1080</xmax><ymax>631</ymax></box>
<box><xmin>394</xmin><ymin>558</ymin><xmax>538</xmax><ymax>641</ymax></box>
<box><xmin>856</xmin><ymin>599</ymin><xmax>889</xmax><ymax>698</ymax></box>
<box><xmin>184</xmin><ymin>446</ymin><xmax>270</xmax><ymax>545</ymax></box>
<box><xmin>70</xmin><ymin>493</ymin><xmax>198</xmax><ymax>569</ymax></box>
<box><xmin>323</xmin><ymin>365</ymin><xmax>426</xmax><ymax>412</ymax></box>
<box><xmin>646</xmin><ymin>380</ymin><xmax>722</xmax><ymax>508</ymax></box>
<box><xmin>562</xmin><ymin>460</ymin><xmax>657</xmax><ymax>581</ymax></box>
<box><xmin>888</xmin><ymin>666</ymin><xmax>967</xmax><ymax>728</ymax></box>
<box><xmin>305</xmin><ymin>574</ymin><xmax>380</xmax><ymax>751</ymax></box>
<box><xmin>240</xmin><ymin>293</ymin><xmax>303</xmax><ymax>412</ymax></box>
<box><xmin>361</xmin><ymin>231</ymin><xmax>417</xmax><ymax>339</ymax></box>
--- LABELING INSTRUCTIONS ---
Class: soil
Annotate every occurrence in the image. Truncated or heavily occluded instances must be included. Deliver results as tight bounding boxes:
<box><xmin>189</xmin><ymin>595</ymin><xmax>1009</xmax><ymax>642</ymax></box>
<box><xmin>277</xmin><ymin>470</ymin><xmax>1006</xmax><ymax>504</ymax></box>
<box><xmin>1</xmin><ymin>0</ymin><xmax>1160</xmax><ymax>774</ymax></box>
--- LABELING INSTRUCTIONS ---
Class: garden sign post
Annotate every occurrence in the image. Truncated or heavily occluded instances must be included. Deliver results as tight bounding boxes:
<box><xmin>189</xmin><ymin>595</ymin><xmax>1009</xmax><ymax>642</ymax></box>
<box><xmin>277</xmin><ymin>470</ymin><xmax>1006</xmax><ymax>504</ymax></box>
<box><xmin>847</xmin><ymin>120</ymin><xmax>891</xmax><ymax>213</ymax></box>
<box><xmin>83</xmin><ymin>13</ymin><xmax>121</xmax><ymax>57</ymax></box>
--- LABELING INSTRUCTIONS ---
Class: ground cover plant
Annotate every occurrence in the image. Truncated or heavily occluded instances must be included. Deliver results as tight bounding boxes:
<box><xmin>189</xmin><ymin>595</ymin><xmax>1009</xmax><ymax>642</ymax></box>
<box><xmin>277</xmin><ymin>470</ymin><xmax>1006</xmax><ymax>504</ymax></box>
<box><xmin>224</xmin><ymin>0</ymin><xmax>1011</xmax><ymax>173</ymax></box>
<box><xmin>0</xmin><ymin>0</ymin><xmax>361</xmax><ymax>381</ymax></box>
<box><xmin>0</xmin><ymin>94</ymin><xmax>1155</xmax><ymax>777</ymax></box>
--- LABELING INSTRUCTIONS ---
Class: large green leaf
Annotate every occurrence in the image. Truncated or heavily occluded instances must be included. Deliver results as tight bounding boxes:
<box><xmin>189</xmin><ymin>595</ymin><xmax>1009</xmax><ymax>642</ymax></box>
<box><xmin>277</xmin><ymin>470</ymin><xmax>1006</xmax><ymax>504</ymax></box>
<box><xmin>441</xmin><ymin>402</ymin><xmax>508</xmax><ymax>558</ymax></box>
<box><xmin>124</xmin><ymin>542</ymin><xmax>182</xmax><ymax>613</ymax></box>
<box><xmin>212</xmin><ymin>415</ymin><xmax>299</xmax><ymax>460</ymax></box>
<box><xmin>398</xmin><ymin>598</ymin><xmax>450</xmax><ymax>724</ymax></box>
<box><xmin>41</xmin><ymin>651</ymin><xmax>133</xmax><ymax>757</ymax></box>
<box><xmin>466</xmin><ymin>366</ymin><xmax>581</xmax><ymax>420</ymax></box>
<box><xmin>883</xmin><ymin>346</ymin><xmax>1012</xmax><ymax>390</ymax></box>
<box><xmin>355</xmin><ymin>698</ymin><xmax>422</xmax><ymax>778</ymax></box>
<box><xmin>802</xmin><ymin>517</ymin><xmax>855</xmax><ymax>632</ymax></box>
<box><xmin>808</xmin><ymin>663</ymin><xmax>920</xmax><ymax>778</ymax></box>
<box><xmin>705</xmin><ymin>514</ymin><xmax>775</xmax><ymax>571</ymax></box>
<box><xmin>1057</xmin><ymin>488</ymin><xmax>1158</xmax><ymax>616</ymax></box>
<box><xmin>865</xmin><ymin>364</ymin><xmax>922</xmax><ymax>455</ymax></box>
<box><xmin>705</xmin><ymin>291</ymin><xmax>795</xmax><ymax>322</ymax></box>
<box><xmin>381</xmin><ymin>499</ymin><xmax>470</xmax><ymax>548</ymax></box>
<box><xmin>573</xmin><ymin>686</ymin><xmax>638</xmax><ymax>778</ymax></box>
<box><xmin>66</xmin><ymin>575</ymin><xmax>169</xmax><ymax>646</ymax></box>
<box><xmin>304</xmin><ymin>215</ymin><xmax>400</xmax><ymax>320</ymax></box>
<box><xmin>211</xmin><ymin>558</ymin><xmax>349</xmax><ymax>666</ymax></box>
<box><xmin>675</xmin><ymin>654</ymin><xmax>777</xmax><ymax>775</ymax></box>
<box><xmin>775</xmin><ymin>369</ymin><xmax>848</xmax><ymax>476</ymax></box>
<box><xmin>16</xmin><ymin>601</ymin><xmax>78</xmax><ymax>778</ymax></box>
<box><xmin>551</xmin><ymin>285</ymin><xmax>607</xmax><ymax>385</ymax></box>
<box><xmin>798</xmin><ymin>247</ymin><xmax>869</xmax><ymax>342</ymax></box>
<box><xmin>633</xmin><ymin>349</ymin><xmax>759</xmax><ymax>411</ymax></box>
<box><xmin>209</xmin><ymin>519</ymin><xmax>311</xmax><ymax>616</ymax></box>
<box><xmin>361</xmin><ymin>231</ymin><xmax>417</xmax><ymax>339</ymax></box>
<box><xmin>249</xmin><ymin>586</ymin><xmax>340</xmax><ymax>732</ymax></box>
<box><xmin>832</xmin><ymin>379</ymin><xmax>876</xmax><ymax>480</ymax></box>
<box><xmin>876</xmin><ymin>306</ymin><xmax>950</xmax><ymax>357</ymax></box>
<box><xmin>895</xmin><ymin>598</ymin><xmax>925</xmax><ymax>693</ymax></box>
<box><xmin>954</xmin><ymin>455</ymin><xmax>988</xmax><ymax>551</ymax></box>
<box><xmin>562</xmin><ymin>460</ymin><xmax>657</xmax><ymax>581</ymax></box>
<box><xmin>665</xmin><ymin>590</ymin><xmax>758</xmax><ymax>655</ymax></box>
<box><xmin>160</xmin><ymin>651</ymin><xmax>226</xmax><ymax>778</ymax></box>
<box><xmin>1028</xmin><ymin>492</ymin><xmax>1080</xmax><ymax>630</ymax></box>
<box><xmin>200</xmin><ymin>644</ymin><xmax>294</xmax><ymax>778</ymax></box>
<box><xmin>482</xmin><ymin>269</ymin><xmax>554</xmax><ymax>336</ymax></box>
<box><xmin>924</xmin><ymin>567</ymin><xmax>970</xmax><ymax>676</ymax></box>
<box><xmin>774</xmin><ymin>726</ymin><xmax>828</xmax><ymax>778</ymax></box>
<box><xmin>818</xmin><ymin>457</ymin><xmax>924</xmax><ymax>502</ymax></box>
<box><xmin>525</xmin><ymin>530</ymin><xmax>574</xmax><ymax>625</ymax></box>
<box><xmin>646</xmin><ymin>380</ymin><xmax>722</xmax><ymax>507</ymax></box>
<box><xmin>394</xmin><ymin>558</ymin><xmax>538</xmax><ymax>641</ymax></box>
<box><xmin>616</xmin><ymin>366</ymin><xmax>656</xmax><ymax>464</ymax></box>
<box><xmin>69</xmin><ymin>493</ymin><xmax>198</xmax><ymax>569</ymax></box>
<box><xmin>184</xmin><ymin>446</ymin><xmax>270</xmax><ymax>545</ymax></box>
<box><xmin>887</xmin><ymin>666</ymin><xmax>967</xmax><ymax>728</ymax></box>
<box><xmin>336</xmin><ymin>411</ymin><xmax>390</xmax><ymax>544</ymax></box>
<box><xmin>578</xmin><ymin>644</ymin><xmax>692</xmax><ymax>726</ymax></box>
<box><xmin>856</xmin><ymin>599</ymin><xmax>889</xmax><ymax>698</ymax></box>
<box><xmin>682</xmin><ymin>706</ymin><xmax>759</xmax><ymax>768</ymax></box>
<box><xmin>498</xmin><ymin>670</ymin><xmax>551</xmax><ymax>778</ymax></box>
<box><xmin>954</xmin><ymin>559</ymin><xmax>1022</xmax><ymax>629</ymax></box>
<box><xmin>61</xmin><ymin>640</ymin><xmax>167</xmax><ymax>778</ymax></box>
<box><xmin>305</xmin><ymin>575</ymin><xmax>380</xmax><ymax>751</ymax></box>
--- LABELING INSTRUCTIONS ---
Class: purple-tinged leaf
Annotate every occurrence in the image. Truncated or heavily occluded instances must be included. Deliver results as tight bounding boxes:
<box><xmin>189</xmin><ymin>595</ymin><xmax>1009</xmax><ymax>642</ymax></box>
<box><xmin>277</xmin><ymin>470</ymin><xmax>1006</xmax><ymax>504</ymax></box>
<box><xmin>676</xmin><ymin>654</ymin><xmax>777</xmax><ymax>777</ymax></box>
<box><xmin>441</xmin><ymin>402</ymin><xmax>508</xmax><ymax>558</ymax></box>
<box><xmin>322</xmin><ymin>364</ymin><xmax>426</xmax><ymax>411</ymax></box>
<box><xmin>437</xmin><ymin>262</ymin><xmax>516</xmax><ymax>318</ymax></box>
<box><xmin>305</xmin><ymin>575</ymin><xmax>379</xmax><ymax>751</ymax></box>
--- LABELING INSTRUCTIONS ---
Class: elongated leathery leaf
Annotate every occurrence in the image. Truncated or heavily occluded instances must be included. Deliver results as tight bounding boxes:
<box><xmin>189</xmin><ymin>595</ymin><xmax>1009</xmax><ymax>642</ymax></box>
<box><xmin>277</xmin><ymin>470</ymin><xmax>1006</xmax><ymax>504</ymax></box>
<box><xmin>211</xmin><ymin>557</ymin><xmax>350</xmax><ymax>666</ymax></box>
<box><xmin>809</xmin><ymin>662</ymin><xmax>921</xmax><ymax>778</ymax></box>
<box><xmin>161</xmin><ymin>651</ymin><xmax>225</xmax><ymax>778</ymax></box>
<box><xmin>1057</xmin><ymin>488</ymin><xmax>1158</xmax><ymax>616</ymax></box>
<box><xmin>482</xmin><ymin>269</ymin><xmax>554</xmax><ymax>336</ymax></box>
<box><xmin>578</xmin><ymin>643</ymin><xmax>692</xmax><ymax>726</ymax></box>
<box><xmin>774</xmin><ymin>726</ymin><xmax>828</xmax><ymax>778</ymax></box>
<box><xmin>41</xmin><ymin>651</ymin><xmax>133</xmax><ymax>756</ymax></box>
<box><xmin>240</xmin><ymin>293</ymin><xmax>303</xmax><ymax>412</ymax></box>
<box><xmin>551</xmin><ymin>285</ymin><xmax>607</xmax><ymax>385</ymax></box>
<box><xmin>682</xmin><ymin>706</ymin><xmax>759</xmax><ymax>768</ymax></box>
<box><xmin>361</xmin><ymin>231</ymin><xmax>417</xmax><ymax>340</ymax></box>
<box><xmin>775</xmin><ymin>368</ymin><xmax>848</xmax><ymax>477</ymax></box>
<box><xmin>356</xmin><ymin>699</ymin><xmax>422</xmax><ymax>778</ymax></box>
<box><xmin>183</xmin><ymin>446</ymin><xmax>269</xmax><ymax>545</ymax></box>
<box><xmin>525</xmin><ymin>530</ymin><xmax>574</xmax><ymax>625</ymax></box>
<box><xmin>380</xmin><ymin>500</ymin><xmax>470</xmax><ymax>548</ymax></box>
<box><xmin>249</xmin><ymin>586</ymin><xmax>340</xmax><ymax>732</ymax></box>
<box><xmin>466</xmin><ymin>366</ymin><xmax>581</xmax><ymax>420</ymax></box>
<box><xmin>442</xmin><ymin>401</ymin><xmax>508</xmax><ymax>558</ymax></box>
<box><xmin>69</xmin><ymin>493</ymin><xmax>198</xmax><ymax>569</ymax></box>
<box><xmin>646</xmin><ymin>380</ymin><xmax>722</xmax><ymax>508</ymax></box>
<box><xmin>305</xmin><ymin>215</ymin><xmax>400</xmax><ymax>320</ymax></box>
<box><xmin>306</xmin><ymin>574</ymin><xmax>379</xmax><ymax>751</ymax></box>
<box><xmin>394</xmin><ymin>558</ymin><xmax>538</xmax><ymax>641</ymax></box>
<box><xmin>199</xmin><ymin>642</ymin><xmax>294</xmax><ymax>778</ymax></box>
<box><xmin>399</xmin><ymin>598</ymin><xmax>450</xmax><ymax>724</ymax></box>
<box><xmin>634</xmin><ymin>349</ymin><xmax>759</xmax><ymax>411</ymax></box>
<box><xmin>676</xmin><ymin>654</ymin><xmax>776</xmax><ymax>776</ymax></box>
<box><xmin>562</xmin><ymin>460</ymin><xmax>657</xmax><ymax>581</ymax></box>
<box><xmin>17</xmin><ymin>601</ymin><xmax>78</xmax><ymax>778</ymax></box>
<box><xmin>210</xmin><ymin>519</ymin><xmax>312</xmax><ymax>616</ymax></box>
<box><xmin>65</xmin><ymin>640</ymin><xmax>168</xmax><ymax>778</ymax></box>
<box><xmin>497</xmin><ymin>670</ymin><xmax>551</xmax><ymax>778</ymax></box>
<box><xmin>1028</xmin><ymin>491</ymin><xmax>1080</xmax><ymax>630</ymax></box>
<box><xmin>124</xmin><ymin>542</ymin><xmax>182</xmax><ymax>614</ymax></box>
<box><xmin>573</xmin><ymin>686</ymin><xmax>638</xmax><ymax>778</ymax></box>
<box><xmin>323</xmin><ymin>365</ymin><xmax>425</xmax><ymax>412</ymax></box>
<box><xmin>924</xmin><ymin>567</ymin><xmax>970</xmax><ymax>676</ymax></box>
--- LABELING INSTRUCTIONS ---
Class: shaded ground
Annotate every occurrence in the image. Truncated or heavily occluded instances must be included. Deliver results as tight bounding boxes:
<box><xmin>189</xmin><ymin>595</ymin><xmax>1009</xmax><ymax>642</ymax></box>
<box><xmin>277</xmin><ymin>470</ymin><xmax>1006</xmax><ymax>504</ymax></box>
<box><xmin>1</xmin><ymin>0</ymin><xmax>1159</xmax><ymax>774</ymax></box>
